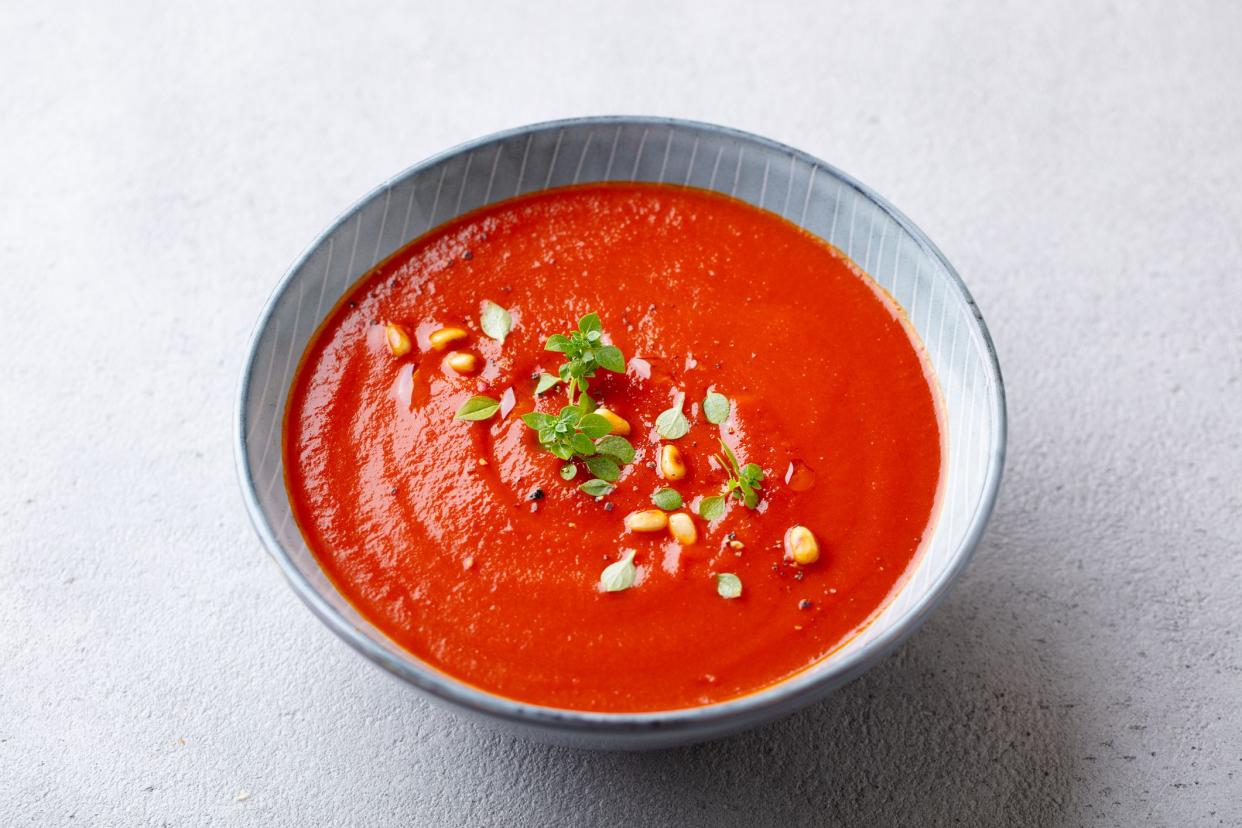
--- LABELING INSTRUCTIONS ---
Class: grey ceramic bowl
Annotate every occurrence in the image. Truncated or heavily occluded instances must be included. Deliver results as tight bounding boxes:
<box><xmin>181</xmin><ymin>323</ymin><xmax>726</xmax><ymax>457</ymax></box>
<box><xmin>235</xmin><ymin>116</ymin><xmax>1006</xmax><ymax>750</ymax></box>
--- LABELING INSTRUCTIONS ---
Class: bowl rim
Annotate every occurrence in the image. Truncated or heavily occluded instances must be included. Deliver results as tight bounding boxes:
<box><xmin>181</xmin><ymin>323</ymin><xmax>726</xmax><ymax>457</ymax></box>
<box><xmin>234</xmin><ymin>115</ymin><xmax>1007</xmax><ymax>739</ymax></box>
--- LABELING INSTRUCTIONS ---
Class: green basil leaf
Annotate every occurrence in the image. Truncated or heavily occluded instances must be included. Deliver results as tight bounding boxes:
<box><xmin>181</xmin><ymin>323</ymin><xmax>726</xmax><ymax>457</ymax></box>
<box><xmin>594</xmin><ymin>345</ymin><xmax>626</xmax><ymax>373</ymax></box>
<box><xmin>594</xmin><ymin>435</ymin><xmax>635</xmax><ymax>464</ymax></box>
<box><xmin>534</xmin><ymin>373</ymin><xmax>561</xmax><ymax>394</ymax></box>
<box><xmin>480</xmin><ymin>300</ymin><xmax>512</xmax><ymax>343</ymax></box>
<box><xmin>577</xmin><ymin>413</ymin><xmax>613</xmax><ymax>439</ymax></box>
<box><xmin>521</xmin><ymin>411</ymin><xmax>553</xmax><ymax>429</ymax></box>
<box><xmin>698</xmin><ymin>496</ymin><xmax>726</xmax><ymax>521</ymax></box>
<box><xmin>579</xmin><ymin>478</ymin><xmax>614</xmax><ymax>497</ymax></box>
<box><xmin>560</xmin><ymin>463</ymin><xmax>577</xmax><ymax>480</ymax></box>
<box><xmin>655</xmin><ymin>408</ymin><xmax>690</xmax><ymax>440</ymax></box>
<box><xmin>455</xmin><ymin>395</ymin><xmax>501</xmax><ymax>421</ymax></box>
<box><xmin>703</xmin><ymin>391</ymin><xmax>730</xmax><ymax>425</ymax></box>
<box><xmin>578</xmin><ymin>312</ymin><xmax>602</xmax><ymax>335</ymax></box>
<box><xmin>600</xmin><ymin>550</ymin><xmax>636</xmax><ymax>592</ymax></box>
<box><xmin>715</xmin><ymin>573</ymin><xmax>742</xmax><ymax>599</ymax></box>
<box><xmin>742</xmin><ymin>463</ymin><xmax>764</xmax><ymax>482</ymax></box>
<box><xmin>570</xmin><ymin>433</ymin><xmax>597</xmax><ymax>456</ymax></box>
<box><xmin>584</xmin><ymin>454</ymin><xmax>621</xmax><ymax>482</ymax></box>
<box><xmin>545</xmin><ymin>334</ymin><xmax>573</xmax><ymax>353</ymax></box>
<box><xmin>651</xmin><ymin>488</ymin><xmax>683</xmax><ymax>511</ymax></box>
<box><xmin>551</xmin><ymin>444</ymin><xmax>575</xmax><ymax>461</ymax></box>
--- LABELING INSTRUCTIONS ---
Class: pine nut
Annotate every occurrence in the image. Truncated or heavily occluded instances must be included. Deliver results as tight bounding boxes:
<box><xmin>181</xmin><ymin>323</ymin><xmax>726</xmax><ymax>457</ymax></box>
<box><xmin>667</xmin><ymin>512</ymin><xmax>697</xmax><ymax>545</ymax></box>
<box><xmin>446</xmin><ymin>351</ymin><xmax>478</xmax><ymax>374</ymax></box>
<box><xmin>783</xmin><ymin>525</ymin><xmax>820</xmax><ymax>565</ymax></box>
<box><xmin>624</xmin><ymin>509</ymin><xmax>668</xmax><ymax>533</ymax></box>
<box><xmin>385</xmin><ymin>323</ymin><xmax>413</xmax><ymax>356</ymax></box>
<box><xmin>429</xmin><ymin>326</ymin><xmax>469</xmax><ymax>350</ymax></box>
<box><xmin>659</xmin><ymin>444</ymin><xmax>686</xmax><ymax>480</ymax></box>
<box><xmin>595</xmin><ymin>407</ymin><xmax>631</xmax><ymax>436</ymax></box>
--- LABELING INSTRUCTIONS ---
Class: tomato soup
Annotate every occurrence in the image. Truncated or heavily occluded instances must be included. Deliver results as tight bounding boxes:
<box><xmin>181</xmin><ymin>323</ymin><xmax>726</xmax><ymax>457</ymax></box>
<box><xmin>285</xmin><ymin>183</ymin><xmax>942</xmax><ymax>712</ymax></box>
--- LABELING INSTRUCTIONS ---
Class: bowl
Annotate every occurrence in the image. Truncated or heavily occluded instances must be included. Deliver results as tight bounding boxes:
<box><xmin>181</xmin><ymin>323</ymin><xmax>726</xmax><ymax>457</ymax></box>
<box><xmin>235</xmin><ymin>116</ymin><xmax>1006</xmax><ymax>750</ymax></box>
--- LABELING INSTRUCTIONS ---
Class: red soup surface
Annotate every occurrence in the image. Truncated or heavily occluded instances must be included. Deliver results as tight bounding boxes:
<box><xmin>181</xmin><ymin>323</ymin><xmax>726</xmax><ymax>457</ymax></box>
<box><xmin>285</xmin><ymin>183</ymin><xmax>942</xmax><ymax>712</ymax></box>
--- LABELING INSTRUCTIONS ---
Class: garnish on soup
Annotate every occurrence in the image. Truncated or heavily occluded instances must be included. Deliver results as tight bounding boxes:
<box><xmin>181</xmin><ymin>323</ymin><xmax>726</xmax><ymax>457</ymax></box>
<box><xmin>284</xmin><ymin>183</ymin><xmax>942</xmax><ymax>712</ymax></box>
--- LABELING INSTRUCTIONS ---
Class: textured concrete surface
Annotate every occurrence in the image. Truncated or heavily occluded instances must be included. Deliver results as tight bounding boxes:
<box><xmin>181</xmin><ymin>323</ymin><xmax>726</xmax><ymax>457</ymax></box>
<box><xmin>3</xmin><ymin>1</ymin><xmax>1240</xmax><ymax>825</ymax></box>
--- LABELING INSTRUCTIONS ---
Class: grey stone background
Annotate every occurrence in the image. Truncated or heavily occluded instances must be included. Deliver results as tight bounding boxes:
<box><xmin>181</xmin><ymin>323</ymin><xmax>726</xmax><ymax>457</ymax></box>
<box><xmin>3</xmin><ymin>1</ymin><xmax>1239</xmax><ymax>825</ymax></box>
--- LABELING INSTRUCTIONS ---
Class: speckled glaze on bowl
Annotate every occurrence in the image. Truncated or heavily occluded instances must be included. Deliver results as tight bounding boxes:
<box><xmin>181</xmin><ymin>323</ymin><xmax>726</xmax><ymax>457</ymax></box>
<box><xmin>235</xmin><ymin>116</ymin><xmax>1006</xmax><ymax>750</ymax></box>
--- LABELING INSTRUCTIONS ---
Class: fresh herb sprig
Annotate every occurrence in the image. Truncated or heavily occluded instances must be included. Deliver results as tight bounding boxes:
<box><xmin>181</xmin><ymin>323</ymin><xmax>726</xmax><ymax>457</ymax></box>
<box><xmin>698</xmin><ymin>495</ymin><xmax>727</xmax><ymax>521</ymax></box>
<box><xmin>703</xmin><ymin>391</ymin><xmax>730</xmax><ymax>425</ymax></box>
<box><xmin>544</xmin><ymin>313</ymin><xmax>625</xmax><ymax>406</ymax></box>
<box><xmin>600</xmin><ymin>551</ymin><xmax>637</xmax><ymax>592</ymax></box>
<box><xmin>651</xmin><ymin>488</ymin><xmax>683</xmax><ymax>511</ymax></box>
<box><xmin>534</xmin><ymin>373</ymin><xmax>560</xmax><ymax>395</ymax></box>
<box><xmin>715</xmin><ymin>572</ymin><xmax>743</xmax><ymax>599</ymax></box>
<box><xmin>480</xmin><ymin>300</ymin><xmax>513</xmax><ymax>342</ymax></box>
<box><xmin>454</xmin><ymin>395</ymin><xmax>501</xmax><ymax>421</ymax></box>
<box><xmin>522</xmin><ymin>406</ymin><xmax>612</xmax><ymax>461</ymax></box>
<box><xmin>713</xmin><ymin>439</ymin><xmax>764</xmax><ymax>509</ymax></box>
<box><xmin>655</xmin><ymin>392</ymin><xmax>690</xmax><ymax>440</ymax></box>
<box><xmin>521</xmin><ymin>406</ymin><xmax>636</xmax><ymax>495</ymax></box>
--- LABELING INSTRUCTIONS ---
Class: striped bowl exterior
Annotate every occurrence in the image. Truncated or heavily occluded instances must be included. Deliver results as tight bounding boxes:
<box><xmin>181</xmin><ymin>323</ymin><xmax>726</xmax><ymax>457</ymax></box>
<box><xmin>235</xmin><ymin>117</ymin><xmax>1006</xmax><ymax>749</ymax></box>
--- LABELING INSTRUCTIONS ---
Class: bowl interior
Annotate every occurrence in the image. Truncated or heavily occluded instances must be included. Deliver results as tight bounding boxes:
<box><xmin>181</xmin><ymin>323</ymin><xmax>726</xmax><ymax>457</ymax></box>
<box><xmin>237</xmin><ymin>117</ymin><xmax>1004</xmax><ymax>737</ymax></box>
